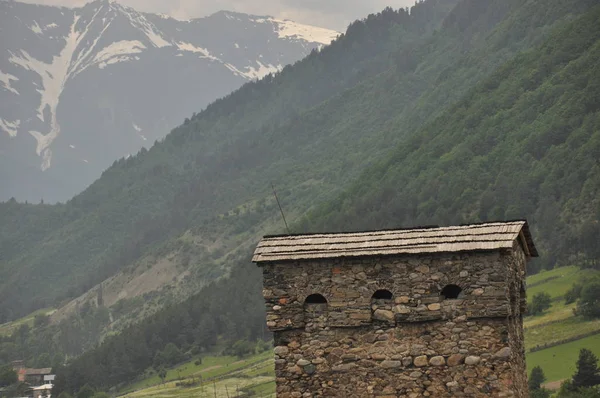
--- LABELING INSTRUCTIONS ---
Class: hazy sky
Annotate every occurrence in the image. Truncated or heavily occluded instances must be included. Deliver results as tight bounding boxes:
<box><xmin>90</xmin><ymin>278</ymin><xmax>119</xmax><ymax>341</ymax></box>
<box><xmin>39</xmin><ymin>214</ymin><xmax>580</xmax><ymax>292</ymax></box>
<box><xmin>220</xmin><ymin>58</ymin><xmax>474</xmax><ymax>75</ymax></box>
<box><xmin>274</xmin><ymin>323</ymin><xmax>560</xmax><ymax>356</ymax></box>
<box><xmin>22</xmin><ymin>0</ymin><xmax>415</xmax><ymax>31</ymax></box>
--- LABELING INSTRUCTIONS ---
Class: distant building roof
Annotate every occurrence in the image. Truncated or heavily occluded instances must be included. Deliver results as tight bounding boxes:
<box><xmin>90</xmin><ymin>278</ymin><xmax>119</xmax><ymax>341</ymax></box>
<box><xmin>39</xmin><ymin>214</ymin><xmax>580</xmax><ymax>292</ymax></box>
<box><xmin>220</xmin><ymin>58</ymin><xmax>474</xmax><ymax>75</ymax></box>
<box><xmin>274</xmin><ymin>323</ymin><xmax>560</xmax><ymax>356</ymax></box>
<box><xmin>32</xmin><ymin>384</ymin><xmax>53</xmax><ymax>391</ymax></box>
<box><xmin>24</xmin><ymin>368</ymin><xmax>52</xmax><ymax>376</ymax></box>
<box><xmin>253</xmin><ymin>220</ymin><xmax>538</xmax><ymax>263</ymax></box>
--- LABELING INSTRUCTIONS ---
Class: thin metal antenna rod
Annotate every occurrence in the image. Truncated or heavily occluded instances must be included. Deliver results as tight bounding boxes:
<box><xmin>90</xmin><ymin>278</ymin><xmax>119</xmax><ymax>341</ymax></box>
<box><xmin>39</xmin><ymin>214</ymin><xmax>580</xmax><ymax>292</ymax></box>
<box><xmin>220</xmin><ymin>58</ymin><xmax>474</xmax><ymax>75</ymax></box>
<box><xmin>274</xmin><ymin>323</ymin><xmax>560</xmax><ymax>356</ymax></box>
<box><xmin>271</xmin><ymin>182</ymin><xmax>291</xmax><ymax>234</ymax></box>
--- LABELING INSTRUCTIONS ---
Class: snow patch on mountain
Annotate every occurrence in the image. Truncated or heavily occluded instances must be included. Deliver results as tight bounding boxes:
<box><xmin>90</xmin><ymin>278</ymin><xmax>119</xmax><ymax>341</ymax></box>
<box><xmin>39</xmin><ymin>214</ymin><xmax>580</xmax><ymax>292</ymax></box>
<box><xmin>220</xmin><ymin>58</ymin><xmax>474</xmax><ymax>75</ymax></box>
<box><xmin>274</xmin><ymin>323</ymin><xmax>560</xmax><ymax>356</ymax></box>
<box><xmin>30</xmin><ymin>21</ymin><xmax>59</xmax><ymax>35</ymax></box>
<box><xmin>94</xmin><ymin>40</ymin><xmax>145</xmax><ymax>68</ymax></box>
<box><xmin>0</xmin><ymin>70</ymin><xmax>19</xmax><ymax>95</ymax></box>
<box><xmin>275</xmin><ymin>19</ymin><xmax>339</xmax><ymax>44</ymax></box>
<box><xmin>243</xmin><ymin>61</ymin><xmax>282</xmax><ymax>80</ymax></box>
<box><xmin>8</xmin><ymin>10</ymin><xmax>109</xmax><ymax>170</ymax></box>
<box><xmin>29</xmin><ymin>130</ymin><xmax>53</xmax><ymax>170</ymax></box>
<box><xmin>132</xmin><ymin>123</ymin><xmax>146</xmax><ymax>141</ymax></box>
<box><xmin>254</xmin><ymin>17</ymin><xmax>340</xmax><ymax>44</ymax></box>
<box><xmin>0</xmin><ymin>118</ymin><xmax>20</xmax><ymax>137</ymax></box>
<box><xmin>30</xmin><ymin>21</ymin><xmax>43</xmax><ymax>34</ymax></box>
<box><xmin>176</xmin><ymin>42</ymin><xmax>218</xmax><ymax>60</ymax></box>
<box><xmin>176</xmin><ymin>42</ymin><xmax>277</xmax><ymax>80</ymax></box>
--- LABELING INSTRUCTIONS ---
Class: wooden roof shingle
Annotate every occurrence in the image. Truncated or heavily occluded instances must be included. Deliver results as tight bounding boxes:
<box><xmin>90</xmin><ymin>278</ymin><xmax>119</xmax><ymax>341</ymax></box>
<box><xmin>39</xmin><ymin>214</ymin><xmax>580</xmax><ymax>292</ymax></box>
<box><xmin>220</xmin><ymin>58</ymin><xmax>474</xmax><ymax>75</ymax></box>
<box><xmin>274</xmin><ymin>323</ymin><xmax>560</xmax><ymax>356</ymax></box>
<box><xmin>252</xmin><ymin>220</ymin><xmax>538</xmax><ymax>263</ymax></box>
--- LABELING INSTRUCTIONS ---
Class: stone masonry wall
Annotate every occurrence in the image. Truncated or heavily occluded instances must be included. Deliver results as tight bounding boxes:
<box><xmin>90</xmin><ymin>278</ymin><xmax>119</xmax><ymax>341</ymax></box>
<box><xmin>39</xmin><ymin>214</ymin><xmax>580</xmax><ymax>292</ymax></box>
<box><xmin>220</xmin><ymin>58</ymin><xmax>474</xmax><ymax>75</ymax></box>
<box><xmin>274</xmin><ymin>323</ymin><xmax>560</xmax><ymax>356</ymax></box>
<box><xmin>260</xmin><ymin>245</ymin><xmax>529</xmax><ymax>397</ymax></box>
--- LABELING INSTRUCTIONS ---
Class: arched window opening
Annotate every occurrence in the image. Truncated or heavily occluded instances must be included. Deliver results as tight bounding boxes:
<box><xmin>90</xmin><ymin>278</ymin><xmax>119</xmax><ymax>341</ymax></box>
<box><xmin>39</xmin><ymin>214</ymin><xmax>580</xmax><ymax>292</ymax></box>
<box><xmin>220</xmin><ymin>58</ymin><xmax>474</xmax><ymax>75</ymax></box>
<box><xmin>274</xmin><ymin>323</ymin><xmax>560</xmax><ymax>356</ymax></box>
<box><xmin>304</xmin><ymin>294</ymin><xmax>328</xmax><ymax>324</ymax></box>
<box><xmin>440</xmin><ymin>284</ymin><xmax>463</xmax><ymax>299</ymax></box>
<box><xmin>372</xmin><ymin>289</ymin><xmax>393</xmax><ymax>300</ymax></box>
<box><xmin>305</xmin><ymin>293</ymin><xmax>327</xmax><ymax>304</ymax></box>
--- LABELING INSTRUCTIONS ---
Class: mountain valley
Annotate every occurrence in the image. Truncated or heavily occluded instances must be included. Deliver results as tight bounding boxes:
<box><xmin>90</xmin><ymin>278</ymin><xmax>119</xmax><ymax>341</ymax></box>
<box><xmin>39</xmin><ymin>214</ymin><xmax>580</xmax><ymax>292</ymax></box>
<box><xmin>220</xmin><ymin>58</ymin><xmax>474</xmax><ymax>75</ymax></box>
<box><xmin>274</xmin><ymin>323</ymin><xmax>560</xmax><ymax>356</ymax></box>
<box><xmin>0</xmin><ymin>0</ymin><xmax>599</xmax><ymax>396</ymax></box>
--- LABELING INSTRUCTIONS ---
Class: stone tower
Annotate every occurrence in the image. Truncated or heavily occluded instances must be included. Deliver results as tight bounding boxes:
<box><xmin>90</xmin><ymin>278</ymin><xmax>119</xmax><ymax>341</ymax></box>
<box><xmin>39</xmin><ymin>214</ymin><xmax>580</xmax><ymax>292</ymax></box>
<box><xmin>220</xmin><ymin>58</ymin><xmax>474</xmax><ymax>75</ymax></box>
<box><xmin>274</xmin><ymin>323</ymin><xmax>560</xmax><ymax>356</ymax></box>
<box><xmin>252</xmin><ymin>221</ymin><xmax>537</xmax><ymax>397</ymax></box>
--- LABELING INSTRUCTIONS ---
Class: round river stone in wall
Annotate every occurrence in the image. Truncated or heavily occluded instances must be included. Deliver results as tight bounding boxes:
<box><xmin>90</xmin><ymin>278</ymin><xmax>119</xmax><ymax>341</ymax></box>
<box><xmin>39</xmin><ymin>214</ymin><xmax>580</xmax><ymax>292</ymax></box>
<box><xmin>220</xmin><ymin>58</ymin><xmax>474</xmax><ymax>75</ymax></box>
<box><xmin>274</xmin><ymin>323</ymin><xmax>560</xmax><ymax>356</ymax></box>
<box><xmin>447</xmin><ymin>354</ymin><xmax>465</xmax><ymax>366</ymax></box>
<box><xmin>465</xmin><ymin>356</ymin><xmax>481</xmax><ymax>365</ymax></box>
<box><xmin>429</xmin><ymin>356</ymin><xmax>445</xmax><ymax>366</ymax></box>
<box><xmin>494</xmin><ymin>347</ymin><xmax>511</xmax><ymax>359</ymax></box>
<box><xmin>414</xmin><ymin>355</ymin><xmax>428</xmax><ymax>367</ymax></box>
<box><xmin>274</xmin><ymin>346</ymin><xmax>289</xmax><ymax>356</ymax></box>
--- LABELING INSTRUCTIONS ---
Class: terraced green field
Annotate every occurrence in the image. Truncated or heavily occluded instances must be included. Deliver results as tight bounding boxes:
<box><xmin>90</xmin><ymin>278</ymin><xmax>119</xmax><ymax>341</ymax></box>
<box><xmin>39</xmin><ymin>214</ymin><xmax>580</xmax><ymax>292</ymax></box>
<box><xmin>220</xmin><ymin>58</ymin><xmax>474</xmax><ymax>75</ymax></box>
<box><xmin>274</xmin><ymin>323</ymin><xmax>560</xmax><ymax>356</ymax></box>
<box><xmin>524</xmin><ymin>266</ymin><xmax>600</xmax><ymax>385</ymax></box>
<box><xmin>121</xmin><ymin>351</ymin><xmax>275</xmax><ymax>398</ymax></box>
<box><xmin>526</xmin><ymin>266</ymin><xmax>598</xmax><ymax>300</ymax></box>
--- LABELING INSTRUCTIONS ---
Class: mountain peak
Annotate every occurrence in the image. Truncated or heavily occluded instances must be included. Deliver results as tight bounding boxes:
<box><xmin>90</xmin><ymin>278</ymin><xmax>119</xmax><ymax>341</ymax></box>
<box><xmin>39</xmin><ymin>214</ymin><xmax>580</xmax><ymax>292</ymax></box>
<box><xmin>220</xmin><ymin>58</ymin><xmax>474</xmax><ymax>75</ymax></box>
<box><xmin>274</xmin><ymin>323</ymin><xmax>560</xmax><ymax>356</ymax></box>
<box><xmin>0</xmin><ymin>0</ymin><xmax>338</xmax><ymax>201</ymax></box>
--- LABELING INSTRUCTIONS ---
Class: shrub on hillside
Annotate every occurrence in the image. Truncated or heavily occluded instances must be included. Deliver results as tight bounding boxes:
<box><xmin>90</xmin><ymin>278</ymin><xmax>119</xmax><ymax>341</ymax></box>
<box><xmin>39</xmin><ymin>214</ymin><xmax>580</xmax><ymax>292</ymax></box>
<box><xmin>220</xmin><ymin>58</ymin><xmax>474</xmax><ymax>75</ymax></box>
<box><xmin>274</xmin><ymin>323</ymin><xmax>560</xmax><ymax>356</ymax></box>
<box><xmin>0</xmin><ymin>365</ymin><xmax>17</xmax><ymax>387</ymax></box>
<box><xmin>575</xmin><ymin>282</ymin><xmax>600</xmax><ymax>319</ymax></box>
<box><xmin>154</xmin><ymin>343</ymin><xmax>185</xmax><ymax>367</ymax></box>
<box><xmin>225</xmin><ymin>339</ymin><xmax>256</xmax><ymax>358</ymax></box>
<box><xmin>565</xmin><ymin>283</ymin><xmax>583</xmax><ymax>305</ymax></box>
<box><xmin>529</xmin><ymin>292</ymin><xmax>552</xmax><ymax>315</ymax></box>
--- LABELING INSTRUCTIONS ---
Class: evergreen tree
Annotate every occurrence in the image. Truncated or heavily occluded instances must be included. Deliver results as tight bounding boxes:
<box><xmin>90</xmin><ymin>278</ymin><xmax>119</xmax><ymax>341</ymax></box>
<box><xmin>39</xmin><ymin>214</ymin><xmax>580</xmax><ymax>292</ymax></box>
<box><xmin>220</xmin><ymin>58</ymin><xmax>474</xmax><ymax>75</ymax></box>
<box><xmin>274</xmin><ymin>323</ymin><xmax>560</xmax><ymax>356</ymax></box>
<box><xmin>529</xmin><ymin>366</ymin><xmax>550</xmax><ymax>397</ymax></box>
<box><xmin>529</xmin><ymin>366</ymin><xmax>546</xmax><ymax>390</ymax></box>
<box><xmin>572</xmin><ymin>349</ymin><xmax>600</xmax><ymax>389</ymax></box>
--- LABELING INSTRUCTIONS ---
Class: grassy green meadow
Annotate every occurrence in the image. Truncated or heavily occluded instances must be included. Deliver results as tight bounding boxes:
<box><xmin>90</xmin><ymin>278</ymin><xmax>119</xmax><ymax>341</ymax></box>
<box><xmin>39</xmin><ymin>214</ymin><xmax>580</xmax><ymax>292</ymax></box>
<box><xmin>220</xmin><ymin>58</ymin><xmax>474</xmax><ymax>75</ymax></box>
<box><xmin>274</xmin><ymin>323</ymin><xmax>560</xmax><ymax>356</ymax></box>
<box><xmin>526</xmin><ymin>334</ymin><xmax>600</xmax><ymax>384</ymax></box>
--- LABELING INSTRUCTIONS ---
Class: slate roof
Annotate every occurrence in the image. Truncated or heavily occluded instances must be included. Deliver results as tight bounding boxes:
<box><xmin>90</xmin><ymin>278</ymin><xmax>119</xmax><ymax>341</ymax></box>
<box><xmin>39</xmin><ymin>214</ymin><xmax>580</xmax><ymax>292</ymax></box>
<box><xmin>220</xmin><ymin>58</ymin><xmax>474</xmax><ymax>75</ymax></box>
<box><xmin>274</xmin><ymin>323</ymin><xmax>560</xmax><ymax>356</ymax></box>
<box><xmin>252</xmin><ymin>220</ymin><xmax>538</xmax><ymax>263</ymax></box>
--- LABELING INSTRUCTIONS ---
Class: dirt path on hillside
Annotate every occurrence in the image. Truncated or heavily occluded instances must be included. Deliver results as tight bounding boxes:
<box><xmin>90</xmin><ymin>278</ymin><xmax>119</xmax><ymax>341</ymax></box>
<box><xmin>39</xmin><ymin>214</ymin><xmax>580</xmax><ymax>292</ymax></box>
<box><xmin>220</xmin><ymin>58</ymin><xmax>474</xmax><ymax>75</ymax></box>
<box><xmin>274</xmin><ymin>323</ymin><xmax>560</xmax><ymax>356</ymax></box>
<box><xmin>543</xmin><ymin>379</ymin><xmax>564</xmax><ymax>390</ymax></box>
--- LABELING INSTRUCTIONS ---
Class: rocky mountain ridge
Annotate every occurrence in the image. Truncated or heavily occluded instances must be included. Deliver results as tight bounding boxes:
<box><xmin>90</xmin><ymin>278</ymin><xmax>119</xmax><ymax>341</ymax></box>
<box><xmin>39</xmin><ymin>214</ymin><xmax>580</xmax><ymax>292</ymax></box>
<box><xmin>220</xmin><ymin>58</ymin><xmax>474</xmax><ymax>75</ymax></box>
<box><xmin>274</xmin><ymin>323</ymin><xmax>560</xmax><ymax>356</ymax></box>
<box><xmin>0</xmin><ymin>0</ymin><xmax>338</xmax><ymax>202</ymax></box>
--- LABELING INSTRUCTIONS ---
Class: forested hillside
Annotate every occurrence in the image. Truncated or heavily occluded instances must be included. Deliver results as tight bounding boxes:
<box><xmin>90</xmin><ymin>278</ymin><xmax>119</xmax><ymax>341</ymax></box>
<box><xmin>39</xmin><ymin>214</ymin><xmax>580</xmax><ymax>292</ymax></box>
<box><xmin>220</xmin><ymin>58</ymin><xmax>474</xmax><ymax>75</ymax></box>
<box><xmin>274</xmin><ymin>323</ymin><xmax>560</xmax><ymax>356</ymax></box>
<box><xmin>2</xmin><ymin>0</ymin><xmax>594</xmax><ymax>324</ymax></box>
<box><xmin>300</xmin><ymin>3</ymin><xmax>600</xmax><ymax>272</ymax></box>
<box><xmin>0</xmin><ymin>0</ymin><xmax>463</xmax><ymax>320</ymax></box>
<box><xmin>3</xmin><ymin>1</ymin><xmax>600</xmax><ymax>394</ymax></box>
<box><xmin>38</xmin><ymin>1</ymin><xmax>600</xmax><ymax>394</ymax></box>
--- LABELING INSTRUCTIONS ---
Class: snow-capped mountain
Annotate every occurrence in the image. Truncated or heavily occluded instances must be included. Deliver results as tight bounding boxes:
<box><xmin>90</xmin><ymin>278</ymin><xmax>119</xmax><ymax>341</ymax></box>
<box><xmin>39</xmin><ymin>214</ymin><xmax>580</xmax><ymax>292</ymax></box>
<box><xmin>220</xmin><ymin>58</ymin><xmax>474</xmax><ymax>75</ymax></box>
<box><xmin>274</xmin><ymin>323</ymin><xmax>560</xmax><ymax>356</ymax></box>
<box><xmin>0</xmin><ymin>0</ymin><xmax>339</xmax><ymax>202</ymax></box>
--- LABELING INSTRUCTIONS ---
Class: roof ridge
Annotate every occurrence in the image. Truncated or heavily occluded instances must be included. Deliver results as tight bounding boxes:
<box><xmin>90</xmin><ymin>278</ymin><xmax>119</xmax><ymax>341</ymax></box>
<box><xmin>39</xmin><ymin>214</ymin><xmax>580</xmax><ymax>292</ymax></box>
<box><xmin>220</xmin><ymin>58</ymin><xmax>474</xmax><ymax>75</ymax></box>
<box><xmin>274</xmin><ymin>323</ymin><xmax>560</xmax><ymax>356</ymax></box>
<box><xmin>262</xmin><ymin>220</ymin><xmax>527</xmax><ymax>239</ymax></box>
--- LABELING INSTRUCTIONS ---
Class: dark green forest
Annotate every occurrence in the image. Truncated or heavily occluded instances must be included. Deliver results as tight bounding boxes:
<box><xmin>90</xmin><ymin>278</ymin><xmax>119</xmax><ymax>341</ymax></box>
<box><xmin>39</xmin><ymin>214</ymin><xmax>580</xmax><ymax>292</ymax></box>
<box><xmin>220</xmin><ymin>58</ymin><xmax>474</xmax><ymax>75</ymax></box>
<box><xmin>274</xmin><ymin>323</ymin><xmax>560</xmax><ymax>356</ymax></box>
<box><xmin>300</xmin><ymin>3</ymin><xmax>600</xmax><ymax>272</ymax></box>
<box><xmin>1</xmin><ymin>0</ymin><xmax>600</xmax><ymax>394</ymax></box>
